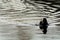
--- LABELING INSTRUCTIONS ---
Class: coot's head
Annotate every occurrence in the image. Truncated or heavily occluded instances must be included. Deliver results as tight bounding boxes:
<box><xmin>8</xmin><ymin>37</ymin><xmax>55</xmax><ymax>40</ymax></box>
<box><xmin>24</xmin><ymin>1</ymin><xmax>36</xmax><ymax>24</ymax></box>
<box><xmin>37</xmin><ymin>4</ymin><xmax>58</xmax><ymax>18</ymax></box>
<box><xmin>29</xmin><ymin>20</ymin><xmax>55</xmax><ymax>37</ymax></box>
<box><xmin>43</xmin><ymin>18</ymin><xmax>47</xmax><ymax>22</ymax></box>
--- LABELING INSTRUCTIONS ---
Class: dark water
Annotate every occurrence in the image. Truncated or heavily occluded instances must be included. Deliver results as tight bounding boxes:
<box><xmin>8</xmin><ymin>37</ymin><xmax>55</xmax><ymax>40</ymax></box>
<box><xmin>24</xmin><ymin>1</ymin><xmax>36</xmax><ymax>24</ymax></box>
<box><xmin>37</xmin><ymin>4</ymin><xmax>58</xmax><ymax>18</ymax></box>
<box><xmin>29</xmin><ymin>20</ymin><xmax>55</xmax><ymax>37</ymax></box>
<box><xmin>0</xmin><ymin>0</ymin><xmax>60</xmax><ymax>40</ymax></box>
